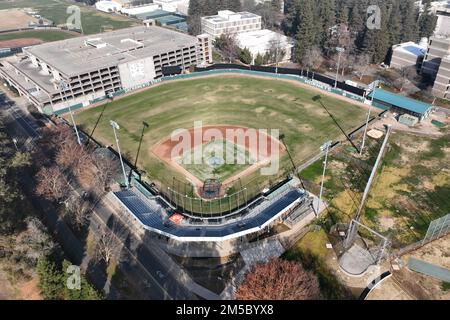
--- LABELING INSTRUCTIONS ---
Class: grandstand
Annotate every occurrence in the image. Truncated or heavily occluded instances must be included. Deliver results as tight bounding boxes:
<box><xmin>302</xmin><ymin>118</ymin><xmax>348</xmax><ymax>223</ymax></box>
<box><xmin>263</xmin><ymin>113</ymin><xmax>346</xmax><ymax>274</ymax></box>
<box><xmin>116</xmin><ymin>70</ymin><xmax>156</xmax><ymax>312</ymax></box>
<box><xmin>113</xmin><ymin>179</ymin><xmax>311</xmax><ymax>242</ymax></box>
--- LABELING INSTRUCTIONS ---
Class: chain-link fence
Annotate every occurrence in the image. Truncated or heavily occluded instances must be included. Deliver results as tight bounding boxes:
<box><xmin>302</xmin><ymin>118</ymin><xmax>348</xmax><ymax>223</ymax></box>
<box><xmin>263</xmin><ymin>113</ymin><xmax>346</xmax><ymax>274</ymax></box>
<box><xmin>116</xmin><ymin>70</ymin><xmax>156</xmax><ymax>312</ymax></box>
<box><xmin>150</xmin><ymin>166</ymin><xmax>293</xmax><ymax>218</ymax></box>
<box><xmin>422</xmin><ymin>213</ymin><xmax>450</xmax><ymax>246</ymax></box>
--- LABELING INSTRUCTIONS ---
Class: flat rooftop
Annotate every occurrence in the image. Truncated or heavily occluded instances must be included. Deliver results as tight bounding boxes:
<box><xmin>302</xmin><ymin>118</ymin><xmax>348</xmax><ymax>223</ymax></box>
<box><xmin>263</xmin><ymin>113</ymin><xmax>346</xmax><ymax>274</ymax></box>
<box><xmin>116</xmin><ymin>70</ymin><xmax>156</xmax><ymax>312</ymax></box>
<box><xmin>202</xmin><ymin>11</ymin><xmax>260</xmax><ymax>24</ymax></box>
<box><xmin>236</xmin><ymin>29</ymin><xmax>293</xmax><ymax>52</ymax></box>
<box><xmin>113</xmin><ymin>187</ymin><xmax>307</xmax><ymax>241</ymax></box>
<box><xmin>368</xmin><ymin>89</ymin><xmax>432</xmax><ymax>115</ymax></box>
<box><xmin>393</xmin><ymin>41</ymin><xmax>426</xmax><ymax>57</ymax></box>
<box><xmin>24</xmin><ymin>25</ymin><xmax>198</xmax><ymax>76</ymax></box>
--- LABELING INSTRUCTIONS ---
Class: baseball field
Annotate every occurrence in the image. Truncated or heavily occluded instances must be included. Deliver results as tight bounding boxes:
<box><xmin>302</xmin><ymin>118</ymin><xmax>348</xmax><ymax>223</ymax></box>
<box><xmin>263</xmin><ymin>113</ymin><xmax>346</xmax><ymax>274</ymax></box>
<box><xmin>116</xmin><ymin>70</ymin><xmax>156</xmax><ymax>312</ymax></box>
<box><xmin>74</xmin><ymin>74</ymin><xmax>369</xmax><ymax>203</ymax></box>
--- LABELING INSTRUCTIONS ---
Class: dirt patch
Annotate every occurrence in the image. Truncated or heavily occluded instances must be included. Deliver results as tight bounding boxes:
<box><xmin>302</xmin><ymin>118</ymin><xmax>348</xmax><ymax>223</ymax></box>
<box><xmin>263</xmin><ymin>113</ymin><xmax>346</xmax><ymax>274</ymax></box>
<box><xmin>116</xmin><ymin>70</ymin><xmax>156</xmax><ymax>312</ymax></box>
<box><xmin>0</xmin><ymin>9</ymin><xmax>39</xmax><ymax>31</ymax></box>
<box><xmin>18</xmin><ymin>277</ymin><xmax>42</xmax><ymax>300</ymax></box>
<box><xmin>0</xmin><ymin>38</ymin><xmax>43</xmax><ymax>49</ymax></box>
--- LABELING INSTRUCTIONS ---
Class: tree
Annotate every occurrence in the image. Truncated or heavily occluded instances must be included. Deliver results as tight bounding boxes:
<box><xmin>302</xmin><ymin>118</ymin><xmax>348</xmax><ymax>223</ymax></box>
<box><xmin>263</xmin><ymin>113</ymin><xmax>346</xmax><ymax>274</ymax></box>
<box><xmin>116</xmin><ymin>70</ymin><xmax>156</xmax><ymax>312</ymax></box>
<box><xmin>254</xmin><ymin>52</ymin><xmax>265</xmax><ymax>66</ymax></box>
<box><xmin>62</xmin><ymin>260</ymin><xmax>102</xmax><ymax>300</ymax></box>
<box><xmin>90</xmin><ymin>152</ymin><xmax>119</xmax><ymax>192</ymax></box>
<box><xmin>35</xmin><ymin>166</ymin><xmax>69</xmax><ymax>203</ymax></box>
<box><xmin>301</xmin><ymin>46</ymin><xmax>323</xmax><ymax>70</ymax></box>
<box><xmin>0</xmin><ymin>121</ymin><xmax>31</xmax><ymax>235</ymax></box>
<box><xmin>36</xmin><ymin>257</ymin><xmax>64</xmax><ymax>300</ymax></box>
<box><xmin>352</xmin><ymin>54</ymin><xmax>371</xmax><ymax>80</ymax></box>
<box><xmin>239</xmin><ymin>47</ymin><xmax>253</xmax><ymax>65</ymax></box>
<box><xmin>215</xmin><ymin>33</ymin><xmax>239</xmax><ymax>63</ymax></box>
<box><xmin>235</xmin><ymin>258</ymin><xmax>320</xmax><ymax>300</ymax></box>
<box><xmin>267</xmin><ymin>33</ymin><xmax>286</xmax><ymax>65</ymax></box>
<box><xmin>95</xmin><ymin>221</ymin><xmax>126</xmax><ymax>265</ymax></box>
<box><xmin>66</xmin><ymin>195</ymin><xmax>92</xmax><ymax>229</ymax></box>
<box><xmin>418</xmin><ymin>3</ymin><xmax>438</xmax><ymax>38</ymax></box>
<box><xmin>37</xmin><ymin>257</ymin><xmax>102</xmax><ymax>300</ymax></box>
<box><xmin>294</xmin><ymin>0</ymin><xmax>316</xmax><ymax>62</ymax></box>
<box><xmin>395</xmin><ymin>66</ymin><xmax>417</xmax><ymax>92</ymax></box>
<box><xmin>187</xmin><ymin>0</ymin><xmax>203</xmax><ymax>35</ymax></box>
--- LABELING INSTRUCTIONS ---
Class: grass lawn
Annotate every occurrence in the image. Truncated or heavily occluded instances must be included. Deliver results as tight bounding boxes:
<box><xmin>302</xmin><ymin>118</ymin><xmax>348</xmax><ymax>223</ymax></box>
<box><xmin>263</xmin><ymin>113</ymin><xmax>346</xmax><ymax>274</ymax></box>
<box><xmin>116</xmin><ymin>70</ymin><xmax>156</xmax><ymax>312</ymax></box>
<box><xmin>178</xmin><ymin>139</ymin><xmax>253</xmax><ymax>182</ymax></box>
<box><xmin>304</xmin><ymin>124</ymin><xmax>450</xmax><ymax>247</ymax></box>
<box><xmin>362</xmin><ymin>128</ymin><xmax>450</xmax><ymax>246</ymax></box>
<box><xmin>283</xmin><ymin>229</ymin><xmax>353</xmax><ymax>299</ymax></box>
<box><xmin>74</xmin><ymin>75</ymin><xmax>368</xmax><ymax>194</ymax></box>
<box><xmin>0</xmin><ymin>30</ymin><xmax>76</xmax><ymax>42</ymax></box>
<box><xmin>0</xmin><ymin>0</ymin><xmax>137</xmax><ymax>35</ymax></box>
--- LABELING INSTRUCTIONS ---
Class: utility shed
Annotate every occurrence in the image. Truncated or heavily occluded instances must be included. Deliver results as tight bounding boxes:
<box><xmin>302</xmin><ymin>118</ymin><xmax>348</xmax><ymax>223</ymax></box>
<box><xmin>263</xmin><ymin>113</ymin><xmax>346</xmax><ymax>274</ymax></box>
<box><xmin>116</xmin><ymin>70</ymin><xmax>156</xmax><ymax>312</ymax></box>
<box><xmin>368</xmin><ymin>88</ymin><xmax>432</xmax><ymax>121</ymax></box>
<box><xmin>399</xmin><ymin>114</ymin><xmax>419</xmax><ymax>127</ymax></box>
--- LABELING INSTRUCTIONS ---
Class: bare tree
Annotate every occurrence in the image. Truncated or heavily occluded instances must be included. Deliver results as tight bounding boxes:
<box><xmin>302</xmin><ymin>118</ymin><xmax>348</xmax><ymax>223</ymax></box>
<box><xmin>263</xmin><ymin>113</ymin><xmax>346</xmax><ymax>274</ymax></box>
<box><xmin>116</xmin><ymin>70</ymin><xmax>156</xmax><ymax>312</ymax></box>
<box><xmin>90</xmin><ymin>152</ymin><xmax>120</xmax><ymax>192</ymax></box>
<box><xmin>395</xmin><ymin>66</ymin><xmax>417</xmax><ymax>92</ymax></box>
<box><xmin>66</xmin><ymin>194</ymin><xmax>92</xmax><ymax>229</ymax></box>
<box><xmin>302</xmin><ymin>46</ymin><xmax>324</xmax><ymax>71</ymax></box>
<box><xmin>352</xmin><ymin>54</ymin><xmax>371</xmax><ymax>80</ymax></box>
<box><xmin>216</xmin><ymin>32</ymin><xmax>239</xmax><ymax>63</ymax></box>
<box><xmin>268</xmin><ymin>33</ymin><xmax>286</xmax><ymax>67</ymax></box>
<box><xmin>56</xmin><ymin>137</ymin><xmax>93</xmax><ymax>178</ymax></box>
<box><xmin>95</xmin><ymin>221</ymin><xmax>127</xmax><ymax>265</ymax></box>
<box><xmin>235</xmin><ymin>258</ymin><xmax>320</xmax><ymax>300</ymax></box>
<box><xmin>35</xmin><ymin>166</ymin><xmax>69</xmax><ymax>202</ymax></box>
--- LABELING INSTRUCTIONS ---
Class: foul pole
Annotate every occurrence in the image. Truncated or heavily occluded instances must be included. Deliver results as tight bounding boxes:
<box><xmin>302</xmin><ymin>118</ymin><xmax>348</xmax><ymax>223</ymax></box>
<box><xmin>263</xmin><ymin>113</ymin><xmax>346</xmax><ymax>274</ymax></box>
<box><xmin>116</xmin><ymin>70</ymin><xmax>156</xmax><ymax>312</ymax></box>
<box><xmin>344</xmin><ymin>125</ymin><xmax>392</xmax><ymax>249</ymax></box>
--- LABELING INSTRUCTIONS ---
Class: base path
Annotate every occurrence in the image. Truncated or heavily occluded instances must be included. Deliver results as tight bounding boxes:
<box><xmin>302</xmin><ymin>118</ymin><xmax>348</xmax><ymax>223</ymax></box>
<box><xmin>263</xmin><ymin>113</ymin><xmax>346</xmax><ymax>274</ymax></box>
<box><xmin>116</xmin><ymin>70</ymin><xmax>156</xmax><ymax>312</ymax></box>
<box><xmin>152</xmin><ymin>124</ymin><xmax>285</xmax><ymax>194</ymax></box>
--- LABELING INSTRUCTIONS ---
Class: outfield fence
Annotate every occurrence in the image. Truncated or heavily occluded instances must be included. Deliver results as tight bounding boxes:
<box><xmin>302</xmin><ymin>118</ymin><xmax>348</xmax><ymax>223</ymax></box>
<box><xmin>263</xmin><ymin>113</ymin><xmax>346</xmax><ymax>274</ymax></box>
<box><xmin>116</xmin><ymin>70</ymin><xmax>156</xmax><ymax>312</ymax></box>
<box><xmin>49</xmin><ymin>64</ymin><xmax>368</xmax><ymax>115</ymax></box>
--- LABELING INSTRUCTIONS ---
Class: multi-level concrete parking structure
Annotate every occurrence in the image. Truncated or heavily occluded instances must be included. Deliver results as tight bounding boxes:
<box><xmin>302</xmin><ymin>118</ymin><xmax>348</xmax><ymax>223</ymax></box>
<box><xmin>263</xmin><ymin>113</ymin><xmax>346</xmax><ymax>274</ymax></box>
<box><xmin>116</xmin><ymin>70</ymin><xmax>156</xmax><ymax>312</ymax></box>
<box><xmin>0</xmin><ymin>24</ymin><xmax>212</xmax><ymax>114</ymax></box>
<box><xmin>433</xmin><ymin>55</ymin><xmax>450</xmax><ymax>99</ymax></box>
<box><xmin>421</xmin><ymin>36</ymin><xmax>450</xmax><ymax>78</ymax></box>
<box><xmin>201</xmin><ymin>10</ymin><xmax>262</xmax><ymax>38</ymax></box>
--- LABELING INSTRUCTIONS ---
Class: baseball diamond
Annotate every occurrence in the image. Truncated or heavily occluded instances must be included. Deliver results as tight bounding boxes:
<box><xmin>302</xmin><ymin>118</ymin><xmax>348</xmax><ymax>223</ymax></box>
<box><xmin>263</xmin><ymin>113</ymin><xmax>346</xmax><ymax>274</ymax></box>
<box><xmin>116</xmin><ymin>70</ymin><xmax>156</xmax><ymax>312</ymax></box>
<box><xmin>74</xmin><ymin>73</ymin><xmax>371</xmax><ymax>215</ymax></box>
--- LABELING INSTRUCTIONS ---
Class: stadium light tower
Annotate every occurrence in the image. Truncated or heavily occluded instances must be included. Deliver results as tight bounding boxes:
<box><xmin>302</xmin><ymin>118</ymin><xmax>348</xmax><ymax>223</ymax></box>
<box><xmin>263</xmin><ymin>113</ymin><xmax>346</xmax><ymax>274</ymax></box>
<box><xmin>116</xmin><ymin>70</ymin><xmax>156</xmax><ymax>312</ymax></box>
<box><xmin>334</xmin><ymin>47</ymin><xmax>345</xmax><ymax>88</ymax></box>
<box><xmin>360</xmin><ymin>80</ymin><xmax>380</xmax><ymax>155</ymax></box>
<box><xmin>317</xmin><ymin>140</ymin><xmax>332</xmax><ymax>216</ymax></box>
<box><xmin>60</xmin><ymin>80</ymin><xmax>81</xmax><ymax>145</ymax></box>
<box><xmin>129</xmin><ymin>121</ymin><xmax>149</xmax><ymax>184</ymax></box>
<box><xmin>110</xmin><ymin>120</ymin><xmax>129</xmax><ymax>189</ymax></box>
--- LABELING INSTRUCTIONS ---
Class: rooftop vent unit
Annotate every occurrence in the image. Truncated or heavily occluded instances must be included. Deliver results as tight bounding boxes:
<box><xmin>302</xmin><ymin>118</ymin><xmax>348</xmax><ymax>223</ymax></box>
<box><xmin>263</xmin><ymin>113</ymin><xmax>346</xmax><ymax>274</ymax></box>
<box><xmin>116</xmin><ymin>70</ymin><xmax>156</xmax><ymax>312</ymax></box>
<box><xmin>120</xmin><ymin>38</ymin><xmax>144</xmax><ymax>48</ymax></box>
<box><xmin>85</xmin><ymin>38</ymin><xmax>107</xmax><ymax>49</ymax></box>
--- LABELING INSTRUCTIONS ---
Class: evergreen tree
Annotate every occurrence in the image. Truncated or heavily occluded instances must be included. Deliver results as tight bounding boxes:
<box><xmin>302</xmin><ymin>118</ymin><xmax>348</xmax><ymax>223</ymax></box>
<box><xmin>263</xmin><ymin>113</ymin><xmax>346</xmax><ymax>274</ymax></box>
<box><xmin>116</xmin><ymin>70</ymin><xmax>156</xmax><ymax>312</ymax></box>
<box><xmin>318</xmin><ymin>0</ymin><xmax>336</xmax><ymax>47</ymax></box>
<box><xmin>400</xmin><ymin>0</ymin><xmax>419</xmax><ymax>42</ymax></box>
<box><xmin>239</xmin><ymin>47</ymin><xmax>253</xmax><ymax>65</ymax></box>
<box><xmin>227</xmin><ymin>0</ymin><xmax>242</xmax><ymax>12</ymax></box>
<box><xmin>62</xmin><ymin>260</ymin><xmax>102</xmax><ymax>300</ymax></box>
<box><xmin>418</xmin><ymin>3</ymin><xmax>438</xmax><ymax>38</ymax></box>
<box><xmin>36</xmin><ymin>258</ymin><xmax>64</xmax><ymax>300</ymax></box>
<box><xmin>387</xmin><ymin>1</ymin><xmax>402</xmax><ymax>46</ymax></box>
<box><xmin>294</xmin><ymin>0</ymin><xmax>316</xmax><ymax>62</ymax></box>
<box><xmin>254</xmin><ymin>52</ymin><xmax>265</xmax><ymax>65</ymax></box>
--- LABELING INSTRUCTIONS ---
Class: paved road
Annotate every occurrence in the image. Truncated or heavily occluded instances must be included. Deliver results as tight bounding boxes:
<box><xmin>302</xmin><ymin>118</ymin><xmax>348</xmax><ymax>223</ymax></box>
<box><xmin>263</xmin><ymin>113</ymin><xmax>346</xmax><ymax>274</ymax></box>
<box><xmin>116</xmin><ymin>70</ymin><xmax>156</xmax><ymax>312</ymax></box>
<box><xmin>0</xmin><ymin>91</ymin><xmax>197</xmax><ymax>300</ymax></box>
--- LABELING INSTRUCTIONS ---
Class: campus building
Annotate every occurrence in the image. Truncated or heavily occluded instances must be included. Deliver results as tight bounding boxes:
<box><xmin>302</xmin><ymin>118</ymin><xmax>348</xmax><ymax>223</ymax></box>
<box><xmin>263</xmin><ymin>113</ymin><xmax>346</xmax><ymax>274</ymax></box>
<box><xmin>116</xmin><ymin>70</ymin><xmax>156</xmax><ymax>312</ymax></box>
<box><xmin>235</xmin><ymin>29</ymin><xmax>294</xmax><ymax>64</ymax></box>
<box><xmin>0</xmin><ymin>24</ymin><xmax>212</xmax><ymax>114</ymax></box>
<box><xmin>421</xmin><ymin>36</ymin><xmax>450</xmax><ymax>78</ymax></box>
<box><xmin>433</xmin><ymin>55</ymin><xmax>450</xmax><ymax>99</ymax></box>
<box><xmin>389</xmin><ymin>40</ymin><xmax>427</xmax><ymax>70</ymax></box>
<box><xmin>201</xmin><ymin>10</ymin><xmax>262</xmax><ymax>38</ymax></box>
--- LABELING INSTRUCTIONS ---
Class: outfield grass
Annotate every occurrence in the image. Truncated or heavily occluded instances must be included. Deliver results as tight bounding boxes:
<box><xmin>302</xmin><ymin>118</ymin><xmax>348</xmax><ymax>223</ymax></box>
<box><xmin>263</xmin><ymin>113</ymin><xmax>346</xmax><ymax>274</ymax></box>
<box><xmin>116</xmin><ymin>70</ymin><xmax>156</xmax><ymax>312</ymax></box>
<box><xmin>0</xmin><ymin>30</ymin><xmax>76</xmax><ymax>42</ymax></box>
<box><xmin>0</xmin><ymin>0</ymin><xmax>137</xmax><ymax>35</ymax></box>
<box><xmin>74</xmin><ymin>75</ymin><xmax>368</xmax><ymax>195</ymax></box>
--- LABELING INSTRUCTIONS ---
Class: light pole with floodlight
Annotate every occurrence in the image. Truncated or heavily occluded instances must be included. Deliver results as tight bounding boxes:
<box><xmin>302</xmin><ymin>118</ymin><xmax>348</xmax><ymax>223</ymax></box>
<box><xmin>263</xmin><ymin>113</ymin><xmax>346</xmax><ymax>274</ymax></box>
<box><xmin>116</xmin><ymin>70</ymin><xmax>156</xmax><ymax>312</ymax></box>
<box><xmin>334</xmin><ymin>47</ymin><xmax>345</xmax><ymax>88</ymax></box>
<box><xmin>317</xmin><ymin>140</ymin><xmax>332</xmax><ymax>216</ymax></box>
<box><xmin>360</xmin><ymin>80</ymin><xmax>380</xmax><ymax>155</ymax></box>
<box><xmin>60</xmin><ymin>80</ymin><xmax>81</xmax><ymax>145</ymax></box>
<box><xmin>110</xmin><ymin>120</ymin><xmax>129</xmax><ymax>189</ymax></box>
